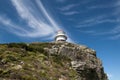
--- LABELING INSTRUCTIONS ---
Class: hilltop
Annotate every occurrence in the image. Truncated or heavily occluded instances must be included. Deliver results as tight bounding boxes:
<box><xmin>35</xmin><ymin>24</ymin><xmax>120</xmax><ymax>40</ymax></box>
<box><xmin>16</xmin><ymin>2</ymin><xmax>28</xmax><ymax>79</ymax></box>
<box><xmin>0</xmin><ymin>42</ymin><xmax>108</xmax><ymax>80</ymax></box>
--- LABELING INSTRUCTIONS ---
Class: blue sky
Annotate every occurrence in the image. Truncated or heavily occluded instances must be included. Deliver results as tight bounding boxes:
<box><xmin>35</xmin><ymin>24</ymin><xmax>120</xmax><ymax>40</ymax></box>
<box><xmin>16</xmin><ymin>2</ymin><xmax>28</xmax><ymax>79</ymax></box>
<box><xmin>0</xmin><ymin>0</ymin><xmax>120</xmax><ymax>80</ymax></box>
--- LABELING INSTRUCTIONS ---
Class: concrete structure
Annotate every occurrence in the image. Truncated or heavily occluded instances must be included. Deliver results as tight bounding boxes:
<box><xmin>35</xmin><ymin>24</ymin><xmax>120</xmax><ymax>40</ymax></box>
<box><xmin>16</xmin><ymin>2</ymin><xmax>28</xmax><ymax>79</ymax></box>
<box><xmin>55</xmin><ymin>30</ymin><xmax>67</xmax><ymax>41</ymax></box>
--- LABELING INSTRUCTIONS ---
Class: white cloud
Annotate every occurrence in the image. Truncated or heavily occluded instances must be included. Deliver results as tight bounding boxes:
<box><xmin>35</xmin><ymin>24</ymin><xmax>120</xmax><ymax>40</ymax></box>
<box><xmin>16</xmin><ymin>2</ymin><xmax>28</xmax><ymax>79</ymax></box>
<box><xmin>77</xmin><ymin>25</ymin><xmax>120</xmax><ymax>40</ymax></box>
<box><xmin>108</xmin><ymin>26</ymin><xmax>120</xmax><ymax>39</ymax></box>
<box><xmin>0</xmin><ymin>0</ymin><xmax>61</xmax><ymax>39</ymax></box>
<box><xmin>111</xmin><ymin>26</ymin><xmax>120</xmax><ymax>34</ymax></box>
<box><xmin>107</xmin><ymin>73</ymin><xmax>113</xmax><ymax>80</ymax></box>
<box><xmin>108</xmin><ymin>0</ymin><xmax>120</xmax><ymax>39</ymax></box>
<box><xmin>88</xmin><ymin>0</ymin><xmax>120</xmax><ymax>10</ymax></box>
<box><xmin>0</xmin><ymin>16</ymin><xmax>48</xmax><ymax>38</ymax></box>
<box><xmin>77</xmin><ymin>15</ymin><xmax>120</xmax><ymax>28</ymax></box>
<box><xmin>112</xmin><ymin>0</ymin><xmax>120</xmax><ymax>8</ymax></box>
<box><xmin>59</xmin><ymin>4</ymin><xmax>79</xmax><ymax>11</ymax></box>
<box><xmin>10</xmin><ymin>0</ymin><xmax>58</xmax><ymax>38</ymax></box>
<box><xmin>109</xmin><ymin>34</ymin><xmax>120</xmax><ymax>40</ymax></box>
<box><xmin>76</xmin><ymin>13</ymin><xmax>120</xmax><ymax>39</ymax></box>
<box><xmin>0</xmin><ymin>0</ymin><xmax>73</xmax><ymax>42</ymax></box>
<box><xmin>62</xmin><ymin>11</ymin><xmax>79</xmax><ymax>16</ymax></box>
<box><xmin>0</xmin><ymin>16</ymin><xmax>29</xmax><ymax>36</ymax></box>
<box><xmin>58</xmin><ymin>3</ymin><xmax>80</xmax><ymax>16</ymax></box>
<box><xmin>35</xmin><ymin>0</ymin><xmax>59</xmax><ymax>30</ymax></box>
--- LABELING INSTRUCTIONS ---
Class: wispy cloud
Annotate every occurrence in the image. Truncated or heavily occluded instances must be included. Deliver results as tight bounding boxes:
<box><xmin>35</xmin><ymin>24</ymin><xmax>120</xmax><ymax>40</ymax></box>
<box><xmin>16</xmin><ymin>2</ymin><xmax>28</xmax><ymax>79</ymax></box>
<box><xmin>88</xmin><ymin>1</ymin><xmax>120</xmax><ymax>10</ymax></box>
<box><xmin>77</xmin><ymin>16</ymin><xmax>120</xmax><ymax>28</ymax></box>
<box><xmin>111</xmin><ymin>26</ymin><xmax>120</xmax><ymax>34</ymax></box>
<box><xmin>0</xmin><ymin>0</ymin><xmax>73</xmax><ymax>42</ymax></box>
<box><xmin>55</xmin><ymin>0</ymin><xmax>66</xmax><ymax>3</ymax></box>
<box><xmin>108</xmin><ymin>0</ymin><xmax>120</xmax><ymax>39</ymax></box>
<box><xmin>107</xmin><ymin>26</ymin><xmax>120</xmax><ymax>39</ymax></box>
<box><xmin>77</xmin><ymin>26</ymin><xmax>120</xmax><ymax>40</ymax></box>
<box><xmin>72</xmin><ymin>0</ymin><xmax>120</xmax><ymax>40</ymax></box>
<box><xmin>10</xmin><ymin>0</ymin><xmax>59</xmax><ymax>38</ymax></box>
<box><xmin>35</xmin><ymin>0</ymin><xmax>59</xmax><ymax>30</ymax></box>
<box><xmin>79</xmin><ymin>25</ymin><xmax>120</xmax><ymax>40</ymax></box>
<box><xmin>78</xmin><ymin>30</ymin><xmax>96</xmax><ymax>34</ymax></box>
<box><xmin>0</xmin><ymin>0</ymin><xmax>61</xmax><ymax>39</ymax></box>
<box><xmin>0</xmin><ymin>16</ymin><xmax>29</xmax><ymax>36</ymax></box>
<box><xmin>76</xmin><ymin>17</ymin><xmax>120</xmax><ymax>39</ymax></box>
<box><xmin>88</xmin><ymin>4</ymin><xmax>113</xmax><ymax>9</ymax></box>
<box><xmin>114</xmin><ymin>0</ymin><xmax>120</xmax><ymax>15</ymax></box>
<box><xmin>109</xmin><ymin>34</ymin><xmax>120</xmax><ymax>40</ymax></box>
<box><xmin>76</xmin><ymin>12</ymin><xmax>120</xmax><ymax>39</ymax></box>
<box><xmin>61</xmin><ymin>11</ymin><xmax>79</xmax><ymax>16</ymax></box>
<box><xmin>58</xmin><ymin>3</ymin><xmax>80</xmax><ymax>16</ymax></box>
<box><xmin>59</xmin><ymin>4</ymin><xmax>79</xmax><ymax>11</ymax></box>
<box><xmin>88</xmin><ymin>5</ymin><xmax>110</xmax><ymax>9</ymax></box>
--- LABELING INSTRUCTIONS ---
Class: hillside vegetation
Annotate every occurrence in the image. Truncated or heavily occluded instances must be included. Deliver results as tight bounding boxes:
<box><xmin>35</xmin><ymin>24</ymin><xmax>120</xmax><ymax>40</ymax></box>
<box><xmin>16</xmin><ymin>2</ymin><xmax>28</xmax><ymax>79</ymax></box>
<box><xmin>0</xmin><ymin>42</ymin><xmax>108</xmax><ymax>80</ymax></box>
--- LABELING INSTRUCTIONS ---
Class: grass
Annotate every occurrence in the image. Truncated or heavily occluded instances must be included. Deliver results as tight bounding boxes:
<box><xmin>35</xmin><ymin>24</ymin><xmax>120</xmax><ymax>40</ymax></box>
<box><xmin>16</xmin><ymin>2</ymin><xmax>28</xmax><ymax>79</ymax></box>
<box><xmin>0</xmin><ymin>42</ymin><xmax>78</xmax><ymax>80</ymax></box>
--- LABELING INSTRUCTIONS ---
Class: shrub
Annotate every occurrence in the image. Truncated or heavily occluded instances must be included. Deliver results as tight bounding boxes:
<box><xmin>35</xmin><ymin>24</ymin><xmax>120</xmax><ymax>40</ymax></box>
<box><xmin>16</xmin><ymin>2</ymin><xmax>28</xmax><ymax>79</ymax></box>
<box><xmin>8</xmin><ymin>43</ymin><xmax>27</xmax><ymax>49</ymax></box>
<box><xmin>26</xmin><ymin>44</ymin><xmax>48</xmax><ymax>56</ymax></box>
<box><xmin>51</xmin><ymin>54</ymin><xmax>71</xmax><ymax>66</ymax></box>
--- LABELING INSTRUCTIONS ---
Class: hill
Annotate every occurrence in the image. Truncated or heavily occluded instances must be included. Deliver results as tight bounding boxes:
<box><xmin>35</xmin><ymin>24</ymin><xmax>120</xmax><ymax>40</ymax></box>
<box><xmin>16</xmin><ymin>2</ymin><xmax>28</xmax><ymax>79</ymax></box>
<box><xmin>0</xmin><ymin>42</ymin><xmax>108</xmax><ymax>80</ymax></box>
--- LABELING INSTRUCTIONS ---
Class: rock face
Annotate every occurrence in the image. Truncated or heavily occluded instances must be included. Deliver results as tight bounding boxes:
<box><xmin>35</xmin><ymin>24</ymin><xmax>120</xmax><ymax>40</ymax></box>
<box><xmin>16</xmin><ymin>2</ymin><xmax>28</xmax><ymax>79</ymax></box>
<box><xmin>0</xmin><ymin>42</ymin><xmax>108</xmax><ymax>80</ymax></box>
<box><xmin>45</xmin><ymin>42</ymin><xmax>108</xmax><ymax>80</ymax></box>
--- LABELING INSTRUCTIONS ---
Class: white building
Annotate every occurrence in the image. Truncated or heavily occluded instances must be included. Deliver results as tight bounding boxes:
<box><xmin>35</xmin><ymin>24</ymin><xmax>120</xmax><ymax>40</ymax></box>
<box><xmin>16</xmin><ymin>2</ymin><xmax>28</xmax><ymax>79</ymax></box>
<box><xmin>55</xmin><ymin>30</ymin><xmax>67</xmax><ymax>41</ymax></box>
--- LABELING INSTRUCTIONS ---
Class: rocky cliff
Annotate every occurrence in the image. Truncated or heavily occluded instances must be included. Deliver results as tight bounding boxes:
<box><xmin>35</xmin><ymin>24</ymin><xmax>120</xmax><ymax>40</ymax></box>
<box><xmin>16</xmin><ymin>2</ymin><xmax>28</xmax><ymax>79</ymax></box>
<box><xmin>0</xmin><ymin>42</ymin><xmax>108</xmax><ymax>80</ymax></box>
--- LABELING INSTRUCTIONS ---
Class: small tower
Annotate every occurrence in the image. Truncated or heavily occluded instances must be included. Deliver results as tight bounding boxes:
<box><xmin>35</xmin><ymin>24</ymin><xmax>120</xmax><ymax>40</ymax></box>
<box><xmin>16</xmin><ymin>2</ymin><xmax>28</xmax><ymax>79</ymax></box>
<box><xmin>55</xmin><ymin>30</ymin><xmax>67</xmax><ymax>41</ymax></box>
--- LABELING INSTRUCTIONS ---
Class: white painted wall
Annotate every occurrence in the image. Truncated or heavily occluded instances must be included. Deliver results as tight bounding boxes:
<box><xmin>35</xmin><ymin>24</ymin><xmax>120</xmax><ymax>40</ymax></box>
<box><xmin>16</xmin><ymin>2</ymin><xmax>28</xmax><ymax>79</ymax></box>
<box><xmin>56</xmin><ymin>36</ymin><xmax>66</xmax><ymax>41</ymax></box>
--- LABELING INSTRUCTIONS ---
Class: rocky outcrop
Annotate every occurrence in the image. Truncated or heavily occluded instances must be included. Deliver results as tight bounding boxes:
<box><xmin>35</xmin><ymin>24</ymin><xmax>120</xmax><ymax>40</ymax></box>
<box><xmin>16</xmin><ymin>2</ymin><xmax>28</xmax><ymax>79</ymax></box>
<box><xmin>44</xmin><ymin>42</ymin><xmax>108</xmax><ymax>80</ymax></box>
<box><xmin>0</xmin><ymin>42</ymin><xmax>108</xmax><ymax>80</ymax></box>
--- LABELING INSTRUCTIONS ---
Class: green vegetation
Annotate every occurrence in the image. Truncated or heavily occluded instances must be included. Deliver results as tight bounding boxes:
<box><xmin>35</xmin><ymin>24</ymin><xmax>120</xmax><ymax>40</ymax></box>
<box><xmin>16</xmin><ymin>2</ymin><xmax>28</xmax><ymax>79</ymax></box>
<box><xmin>0</xmin><ymin>43</ymin><xmax>77</xmax><ymax>80</ymax></box>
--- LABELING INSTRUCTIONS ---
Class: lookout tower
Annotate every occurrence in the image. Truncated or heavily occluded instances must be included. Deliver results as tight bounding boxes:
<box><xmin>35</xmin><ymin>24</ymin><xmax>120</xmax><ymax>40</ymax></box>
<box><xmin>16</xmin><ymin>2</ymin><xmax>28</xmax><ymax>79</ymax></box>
<box><xmin>55</xmin><ymin>30</ymin><xmax>67</xmax><ymax>41</ymax></box>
